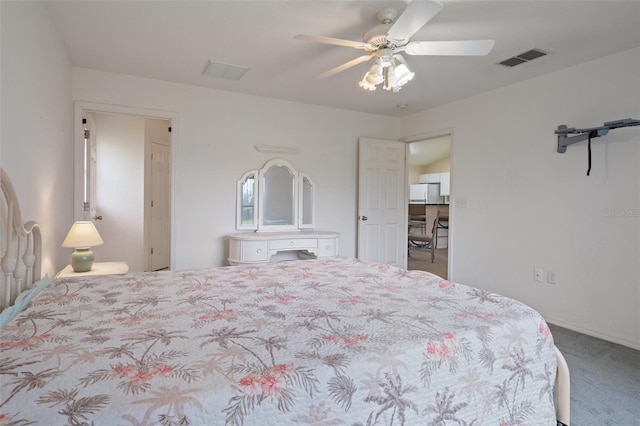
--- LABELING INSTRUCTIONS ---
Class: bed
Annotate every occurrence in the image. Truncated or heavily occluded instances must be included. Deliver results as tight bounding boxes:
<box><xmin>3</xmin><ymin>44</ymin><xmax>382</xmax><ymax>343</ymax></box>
<box><xmin>0</xmin><ymin>168</ymin><xmax>570</xmax><ymax>425</ymax></box>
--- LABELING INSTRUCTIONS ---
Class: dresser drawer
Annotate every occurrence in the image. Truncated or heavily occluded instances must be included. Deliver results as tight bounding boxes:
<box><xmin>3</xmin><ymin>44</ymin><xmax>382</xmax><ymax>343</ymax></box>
<box><xmin>318</xmin><ymin>238</ymin><xmax>338</xmax><ymax>257</ymax></box>
<box><xmin>239</xmin><ymin>240</ymin><xmax>269</xmax><ymax>262</ymax></box>
<box><xmin>269</xmin><ymin>238</ymin><xmax>317</xmax><ymax>251</ymax></box>
<box><xmin>227</xmin><ymin>231</ymin><xmax>340</xmax><ymax>265</ymax></box>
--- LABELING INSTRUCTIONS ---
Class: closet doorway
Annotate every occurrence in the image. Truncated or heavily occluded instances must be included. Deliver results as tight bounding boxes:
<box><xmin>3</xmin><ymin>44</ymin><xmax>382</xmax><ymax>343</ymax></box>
<box><xmin>73</xmin><ymin>103</ymin><xmax>175</xmax><ymax>272</ymax></box>
<box><xmin>407</xmin><ymin>135</ymin><xmax>451</xmax><ymax>278</ymax></box>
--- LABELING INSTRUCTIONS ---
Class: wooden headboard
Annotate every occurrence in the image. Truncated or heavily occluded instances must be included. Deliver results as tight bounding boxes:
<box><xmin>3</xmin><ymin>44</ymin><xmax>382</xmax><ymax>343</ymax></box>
<box><xmin>0</xmin><ymin>168</ymin><xmax>42</xmax><ymax>311</ymax></box>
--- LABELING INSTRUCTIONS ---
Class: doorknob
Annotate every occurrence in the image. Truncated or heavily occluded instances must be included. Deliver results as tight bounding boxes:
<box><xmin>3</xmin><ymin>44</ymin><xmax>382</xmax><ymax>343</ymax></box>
<box><xmin>94</xmin><ymin>215</ymin><xmax>103</xmax><ymax>221</ymax></box>
<box><xmin>360</xmin><ymin>216</ymin><xmax>368</xmax><ymax>221</ymax></box>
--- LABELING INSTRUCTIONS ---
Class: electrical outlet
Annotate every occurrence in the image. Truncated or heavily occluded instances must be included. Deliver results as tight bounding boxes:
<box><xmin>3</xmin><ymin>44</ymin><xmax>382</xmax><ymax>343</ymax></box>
<box><xmin>454</xmin><ymin>198</ymin><xmax>468</xmax><ymax>208</ymax></box>
<box><xmin>534</xmin><ymin>268</ymin><xmax>543</xmax><ymax>282</ymax></box>
<box><xmin>547</xmin><ymin>271</ymin><xmax>557</xmax><ymax>285</ymax></box>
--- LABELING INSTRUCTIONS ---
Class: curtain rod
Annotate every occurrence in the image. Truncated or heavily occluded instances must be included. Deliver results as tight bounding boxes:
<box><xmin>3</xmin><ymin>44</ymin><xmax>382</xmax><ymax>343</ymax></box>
<box><xmin>555</xmin><ymin>118</ymin><xmax>639</xmax><ymax>154</ymax></box>
<box><xmin>555</xmin><ymin>118</ymin><xmax>639</xmax><ymax>176</ymax></box>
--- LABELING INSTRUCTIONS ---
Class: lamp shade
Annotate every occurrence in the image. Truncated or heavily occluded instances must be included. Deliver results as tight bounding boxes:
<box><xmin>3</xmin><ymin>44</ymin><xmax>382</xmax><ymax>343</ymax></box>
<box><xmin>394</xmin><ymin>63</ymin><xmax>415</xmax><ymax>87</ymax></box>
<box><xmin>62</xmin><ymin>221</ymin><xmax>104</xmax><ymax>248</ymax></box>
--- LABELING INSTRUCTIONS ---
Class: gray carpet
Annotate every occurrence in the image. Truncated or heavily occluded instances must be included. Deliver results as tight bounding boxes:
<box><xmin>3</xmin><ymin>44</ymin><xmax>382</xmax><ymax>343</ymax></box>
<box><xmin>549</xmin><ymin>324</ymin><xmax>640</xmax><ymax>426</ymax></box>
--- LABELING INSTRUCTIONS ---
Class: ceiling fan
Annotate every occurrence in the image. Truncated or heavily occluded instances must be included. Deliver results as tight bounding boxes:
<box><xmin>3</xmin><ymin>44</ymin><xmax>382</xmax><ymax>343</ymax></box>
<box><xmin>294</xmin><ymin>0</ymin><xmax>495</xmax><ymax>92</ymax></box>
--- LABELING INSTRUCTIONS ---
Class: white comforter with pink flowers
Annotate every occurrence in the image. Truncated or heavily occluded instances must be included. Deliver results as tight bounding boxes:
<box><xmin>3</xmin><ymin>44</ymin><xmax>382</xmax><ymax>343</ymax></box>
<box><xmin>0</xmin><ymin>258</ymin><xmax>557</xmax><ymax>425</ymax></box>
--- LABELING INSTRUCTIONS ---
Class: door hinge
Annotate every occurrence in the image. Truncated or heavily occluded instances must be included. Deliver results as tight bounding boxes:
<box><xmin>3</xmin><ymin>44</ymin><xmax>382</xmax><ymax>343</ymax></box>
<box><xmin>151</xmin><ymin>248</ymin><xmax>154</xmax><ymax>254</ymax></box>
<box><xmin>84</xmin><ymin>129</ymin><xmax>90</xmax><ymax>139</ymax></box>
<box><xmin>151</xmin><ymin>200</ymin><xmax>154</xmax><ymax>207</ymax></box>
<box><xmin>83</xmin><ymin>202</ymin><xmax>90</xmax><ymax>212</ymax></box>
<box><xmin>168</xmin><ymin>126</ymin><xmax>172</xmax><ymax>133</ymax></box>
<box><xmin>82</xmin><ymin>118</ymin><xmax>87</xmax><ymax>124</ymax></box>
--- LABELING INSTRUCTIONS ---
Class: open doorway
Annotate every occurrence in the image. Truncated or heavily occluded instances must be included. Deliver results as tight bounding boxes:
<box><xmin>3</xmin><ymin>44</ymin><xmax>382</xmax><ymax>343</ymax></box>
<box><xmin>74</xmin><ymin>103</ymin><xmax>174</xmax><ymax>272</ymax></box>
<box><xmin>407</xmin><ymin>135</ymin><xmax>450</xmax><ymax>278</ymax></box>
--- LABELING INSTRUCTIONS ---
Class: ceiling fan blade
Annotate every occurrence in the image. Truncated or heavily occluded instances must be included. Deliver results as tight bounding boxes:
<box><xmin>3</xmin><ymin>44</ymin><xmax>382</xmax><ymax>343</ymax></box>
<box><xmin>387</xmin><ymin>0</ymin><xmax>443</xmax><ymax>45</ymax></box>
<box><xmin>404</xmin><ymin>40</ymin><xmax>495</xmax><ymax>56</ymax></box>
<box><xmin>316</xmin><ymin>55</ymin><xmax>374</xmax><ymax>79</ymax></box>
<box><xmin>294</xmin><ymin>34</ymin><xmax>372</xmax><ymax>50</ymax></box>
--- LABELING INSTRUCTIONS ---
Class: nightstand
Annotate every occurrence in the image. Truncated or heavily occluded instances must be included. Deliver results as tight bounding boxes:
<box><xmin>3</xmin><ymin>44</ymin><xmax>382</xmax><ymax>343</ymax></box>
<box><xmin>56</xmin><ymin>261</ymin><xmax>129</xmax><ymax>278</ymax></box>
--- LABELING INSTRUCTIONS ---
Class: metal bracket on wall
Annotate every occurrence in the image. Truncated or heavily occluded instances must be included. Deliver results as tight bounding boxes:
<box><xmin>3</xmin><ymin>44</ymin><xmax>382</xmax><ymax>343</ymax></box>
<box><xmin>555</xmin><ymin>118</ymin><xmax>640</xmax><ymax>153</ymax></box>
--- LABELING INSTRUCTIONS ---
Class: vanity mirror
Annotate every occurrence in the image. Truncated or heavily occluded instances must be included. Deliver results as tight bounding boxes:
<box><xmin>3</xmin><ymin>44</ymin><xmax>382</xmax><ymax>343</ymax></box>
<box><xmin>230</xmin><ymin>159</ymin><xmax>338</xmax><ymax>265</ymax></box>
<box><xmin>236</xmin><ymin>158</ymin><xmax>314</xmax><ymax>231</ymax></box>
<box><xmin>236</xmin><ymin>171</ymin><xmax>257</xmax><ymax>230</ymax></box>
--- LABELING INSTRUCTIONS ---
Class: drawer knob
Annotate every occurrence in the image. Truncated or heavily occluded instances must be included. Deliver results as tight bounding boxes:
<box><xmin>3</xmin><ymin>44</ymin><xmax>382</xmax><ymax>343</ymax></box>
<box><xmin>325</xmin><ymin>245</ymin><xmax>331</xmax><ymax>250</ymax></box>
<box><xmin>256</xmin><ymin>248</ymin><xmax>262</xmax><ymax>254</ymax></box>
<box><xmin>289</xmin><ymin>241</ymin><xmax>295</xmax><ymax>246</ymax></box>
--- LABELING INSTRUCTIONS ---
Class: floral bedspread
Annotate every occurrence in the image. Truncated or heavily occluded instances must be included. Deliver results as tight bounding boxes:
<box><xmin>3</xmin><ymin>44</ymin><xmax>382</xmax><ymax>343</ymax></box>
<box><xmin>0</xmin><ymin>258</ymin><xmax>557</xmax><ymax>425</ymax></box>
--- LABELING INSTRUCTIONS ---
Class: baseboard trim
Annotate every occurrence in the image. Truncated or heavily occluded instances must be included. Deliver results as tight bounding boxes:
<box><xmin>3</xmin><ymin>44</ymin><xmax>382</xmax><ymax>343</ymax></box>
<box><xmin>545</xmin><ymin>317</ymin><xmax>640</xmax><ymax>351</ymax></box>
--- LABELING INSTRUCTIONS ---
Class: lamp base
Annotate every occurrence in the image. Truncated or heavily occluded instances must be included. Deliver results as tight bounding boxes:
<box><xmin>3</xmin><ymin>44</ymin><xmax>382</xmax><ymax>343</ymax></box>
<box><xmin>71</xmin><ymin>248</ymin><xmax>95</xmax><ymax>272</ymax></box>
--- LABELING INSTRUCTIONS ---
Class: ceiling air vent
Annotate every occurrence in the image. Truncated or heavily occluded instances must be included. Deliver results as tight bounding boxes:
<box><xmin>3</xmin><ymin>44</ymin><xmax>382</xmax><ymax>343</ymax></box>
<box><xmin>498</xmin><ymin>48</ymin><xmax>548</xmax><ymax>67</ymax></box>
<box><xmin>202</xmin><ymin>60</ymin><xmax>249</xmax><ymax>80</ymax></box>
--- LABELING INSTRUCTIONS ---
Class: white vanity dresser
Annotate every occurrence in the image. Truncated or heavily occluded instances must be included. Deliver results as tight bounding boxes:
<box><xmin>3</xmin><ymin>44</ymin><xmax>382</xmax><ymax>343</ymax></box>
<box><xmin>227</xmin><ymin>231</ymin><xmax>339</xmax><ymax>265</ymax></box>
<box><xmin>228</xmin><ymin>158</ymin><xmax>340</xmax><ymax>265</ymax></box>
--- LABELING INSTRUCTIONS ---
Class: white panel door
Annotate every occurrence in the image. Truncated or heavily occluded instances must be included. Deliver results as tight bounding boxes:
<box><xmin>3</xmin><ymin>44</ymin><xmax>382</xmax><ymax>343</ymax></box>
<box><xmin>83</xmin><ymin>113</ymin><xmax>98</xmax><ymax>222</ymax></box>
<box><xmin>150</xmin><ymin>141</ymin><xmax>171</xmax><ymax>270</ymax></box>
<box><xmin>92</xmin><ymin>113</ymin><xmax>145</xmax><ymax>271</ymax></box>
<box><xmin>357</xmin><ymin>138</ymin><xmax>406</xmax><ymax>267</ymax></box>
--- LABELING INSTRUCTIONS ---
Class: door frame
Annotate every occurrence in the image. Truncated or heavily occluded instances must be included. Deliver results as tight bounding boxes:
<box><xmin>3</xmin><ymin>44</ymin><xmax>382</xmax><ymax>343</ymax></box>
<box><xmin>403</xmin><ymin>128</ymin><xmax>454</xmax><ymax>278</ymax></box>
<box><xmin>73</xmin><ymin>101</ymin><xmax>178</xmax><ymax>270</ymax></box>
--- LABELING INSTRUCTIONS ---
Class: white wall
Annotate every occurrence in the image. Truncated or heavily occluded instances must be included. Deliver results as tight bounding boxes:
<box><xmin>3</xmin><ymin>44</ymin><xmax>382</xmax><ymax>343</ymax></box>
<box><xmin>0</xmin><ymin>1</ymin><xmax>73</xmax><ymax>276</ymax></box>
<box><xmin>401</xmin><ymin>48</ymin><xmax>640</xmax><ymax>349</ymax></box>
<box><xmin>422</xmin><ymin>157</ymin><xmax>450</xmax><ymax>174</ymax></box>
<box><xmin>72</xmin><ymin>68</ymin><xmax>400</xmax><ymax>270</ymax></box>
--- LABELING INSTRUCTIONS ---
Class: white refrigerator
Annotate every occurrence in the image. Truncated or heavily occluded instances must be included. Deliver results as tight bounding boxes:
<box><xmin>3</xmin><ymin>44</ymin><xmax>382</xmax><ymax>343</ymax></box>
<box><xmin>410</xmin><ymin>183</ymin><xmax>443</xmax><ymax>204</ymax></box>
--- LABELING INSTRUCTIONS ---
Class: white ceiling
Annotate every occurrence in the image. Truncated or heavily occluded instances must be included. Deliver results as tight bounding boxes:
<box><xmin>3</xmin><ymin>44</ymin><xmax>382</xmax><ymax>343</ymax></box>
<box><xmin>45</xmin><ymin>0</ymin><xmax>640</xmax><ymax>118</ymax></box>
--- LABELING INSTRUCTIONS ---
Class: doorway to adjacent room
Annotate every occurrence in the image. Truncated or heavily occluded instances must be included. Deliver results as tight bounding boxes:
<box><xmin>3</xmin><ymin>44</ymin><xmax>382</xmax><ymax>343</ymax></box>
<box><xmin>407</xmin><ymin>135</ymin><xmax>451</xmax><ymax>278</ymax></box>
<box><xmin>74</xmin><ymin>103</ymin><xmax>175</xmax><ymax>272</ymax></box>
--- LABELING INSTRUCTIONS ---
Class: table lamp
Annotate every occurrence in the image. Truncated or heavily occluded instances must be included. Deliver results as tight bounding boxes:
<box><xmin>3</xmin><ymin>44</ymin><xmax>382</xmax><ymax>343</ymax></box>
<box><xmin>62</xmin><ymin>221</ymin><xmax>104</xmax><ymax>272</ymax></box>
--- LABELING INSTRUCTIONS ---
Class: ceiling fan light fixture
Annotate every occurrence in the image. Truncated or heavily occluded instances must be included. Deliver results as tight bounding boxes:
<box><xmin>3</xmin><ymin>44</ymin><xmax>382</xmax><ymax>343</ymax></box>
<box><xmin>366</xmin><ymin>73</ymin><xmax>384</xmax><ymax>86</ymax></box>
<box><xmin>378</xmin><ymin>51</ymin><xmax>394</xmax><ymax>67</ymax></box>
<box><xmin>365</xmin><ymin>63</ymin><xmax>384</xmax><ymax>85</ymax></box>
<box><xmin>383</xmin><ymin>64</ymin><xmax>397</xmax><ymax>91</ymax></box>
<box><xmin>393</xmin><ymin>63</ymin><xmax>415</xmax><ymax>87</ymax></box>
<box><xmin>359</xmin><ymin>75</ymin><xmax>377</xmax><ymax>91</ymax></box>
<box><xmin>358</xmin><ymin>57</ymin><xmax>413</xmax><ymax>93</ymax></box>
<box><xmin>298</xmin><ymin>0</ymin><xmax>494</xmax><ymax>94</ymax></box>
